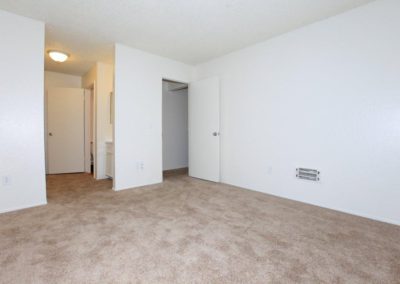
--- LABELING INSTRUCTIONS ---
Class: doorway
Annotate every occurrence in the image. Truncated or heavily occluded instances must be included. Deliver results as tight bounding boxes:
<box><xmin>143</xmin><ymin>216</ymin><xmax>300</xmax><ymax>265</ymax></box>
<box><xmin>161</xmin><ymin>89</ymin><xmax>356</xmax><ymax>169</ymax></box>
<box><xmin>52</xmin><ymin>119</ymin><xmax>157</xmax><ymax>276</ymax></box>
<box><xmin>46</xmin><ymin>87</ymin><xmax>94</xmax><ymax>175</ymax></box>
<box><xmin>162</xmin><ymin>79</ymin><xmax>189</xmax><ymax>177</ymax></box>
<box><xmin>187</xmin><ymin>77</ymin><xmax>220</xmax><ymax>182</ymax></box>
<box><xmin>162</xmin><ymin>77</ymin><xmax>221</xmax><ymax>182</ymax></box>
<box><xmin>84</xmin><ymin>86</ymin><xmax>95</xmax><ymax>175</ymax></box>
<box><xmin>47</xmin><ymin>87</ymin><xmax>85</xmax><ymax>174</ymax></box>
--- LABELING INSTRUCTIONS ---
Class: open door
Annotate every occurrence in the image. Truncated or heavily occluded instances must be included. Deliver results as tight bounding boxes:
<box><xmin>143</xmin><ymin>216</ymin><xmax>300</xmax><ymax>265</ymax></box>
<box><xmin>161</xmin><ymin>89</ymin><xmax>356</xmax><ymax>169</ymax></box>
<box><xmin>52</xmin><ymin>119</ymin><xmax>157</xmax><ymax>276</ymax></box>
<box><xmin>188</xmin><ymin>77</ymin><xmax>220</xmax><ymax>182</ymax></box>
<box><xmin>47</xmin><ymin>87</ymin><xmax>85</xmax><ymax>174</ymax></box>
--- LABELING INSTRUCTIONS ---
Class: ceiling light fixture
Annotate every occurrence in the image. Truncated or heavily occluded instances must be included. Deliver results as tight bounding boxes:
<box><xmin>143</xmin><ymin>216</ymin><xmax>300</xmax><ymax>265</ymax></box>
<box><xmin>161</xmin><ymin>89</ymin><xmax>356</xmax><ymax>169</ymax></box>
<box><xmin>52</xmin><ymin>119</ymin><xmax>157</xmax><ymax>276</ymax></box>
<box><xmin>48</xmin><ymin>50</ymin><xmax>69</xmax><ymax>62</ymax></box>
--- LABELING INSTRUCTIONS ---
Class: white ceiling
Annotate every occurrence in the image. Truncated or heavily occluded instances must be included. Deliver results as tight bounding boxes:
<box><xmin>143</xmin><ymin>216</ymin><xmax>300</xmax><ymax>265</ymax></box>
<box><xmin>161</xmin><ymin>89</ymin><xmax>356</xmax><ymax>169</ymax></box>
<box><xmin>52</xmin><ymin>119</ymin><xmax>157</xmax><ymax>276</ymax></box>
<box><xmin>0</xmin><ymin>0</ymin><xmax>375</xmax><ymax>76</ymax></box>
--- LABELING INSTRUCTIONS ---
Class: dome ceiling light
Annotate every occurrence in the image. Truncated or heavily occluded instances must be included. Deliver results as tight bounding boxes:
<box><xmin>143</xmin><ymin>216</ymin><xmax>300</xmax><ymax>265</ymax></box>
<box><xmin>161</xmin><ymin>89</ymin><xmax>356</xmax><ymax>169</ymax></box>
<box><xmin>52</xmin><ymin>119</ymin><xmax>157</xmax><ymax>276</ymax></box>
<box><xmin>48</xmin><ymin>50</ymin><xmax>69</xmax><ymax>62</ymax></box>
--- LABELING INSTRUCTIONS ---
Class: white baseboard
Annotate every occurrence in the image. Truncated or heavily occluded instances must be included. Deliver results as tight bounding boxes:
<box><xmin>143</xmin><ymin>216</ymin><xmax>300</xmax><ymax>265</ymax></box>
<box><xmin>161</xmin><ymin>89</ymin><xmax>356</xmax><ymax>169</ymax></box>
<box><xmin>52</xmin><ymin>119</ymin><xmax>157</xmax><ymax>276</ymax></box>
<box><xmin>114</xmin><ymin>181</ymin><xmax>162</xmax><ymax>192</ymax></box>
<box><xmin>222</xmin><ymin>181</ymin><xmax>400</xmax><ymax>226</ymax></box>
<box><xmin>317</xmin><ymin>205</ymin><xmax>400</xmax><ymax>226</ymax></box>
<box><xmin>0</xmin><ymin>202</ymin><xmax>47</xmax><ymax>214</ymax></box>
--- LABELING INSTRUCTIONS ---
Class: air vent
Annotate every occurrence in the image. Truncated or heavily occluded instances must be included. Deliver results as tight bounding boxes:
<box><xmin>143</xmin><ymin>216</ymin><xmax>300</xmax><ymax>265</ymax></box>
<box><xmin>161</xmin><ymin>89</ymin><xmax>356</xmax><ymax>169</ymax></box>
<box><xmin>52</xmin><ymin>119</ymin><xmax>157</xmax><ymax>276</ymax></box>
<box><xmin>296</xmin><ymin>168</ymin><xmax>320</xmax><ymax>181</ymax></box>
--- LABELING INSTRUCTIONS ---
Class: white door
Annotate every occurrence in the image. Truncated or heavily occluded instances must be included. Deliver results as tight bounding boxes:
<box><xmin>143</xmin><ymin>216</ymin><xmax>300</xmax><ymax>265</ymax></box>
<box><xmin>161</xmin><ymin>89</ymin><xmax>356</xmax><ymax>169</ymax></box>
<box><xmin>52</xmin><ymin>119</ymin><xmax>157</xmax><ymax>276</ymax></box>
<box><xmin>188</xmin><ymin>77</ymin><xmax>220</xmax><ymax>182</ymax></box>
<box><xmin>47</xmin><ymin>88</ymin><xmax>85</xmax><ymax>174</ymax></box>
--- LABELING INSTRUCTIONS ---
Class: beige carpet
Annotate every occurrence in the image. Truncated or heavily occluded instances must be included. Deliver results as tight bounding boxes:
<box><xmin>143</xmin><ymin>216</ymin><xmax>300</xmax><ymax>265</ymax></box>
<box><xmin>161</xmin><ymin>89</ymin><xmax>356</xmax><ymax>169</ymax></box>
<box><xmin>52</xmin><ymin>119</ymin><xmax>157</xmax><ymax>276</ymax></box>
<box><xmin>0</xmin><ymin>173</ymin><xmax>399</xmax><ymax>283</ymax></box>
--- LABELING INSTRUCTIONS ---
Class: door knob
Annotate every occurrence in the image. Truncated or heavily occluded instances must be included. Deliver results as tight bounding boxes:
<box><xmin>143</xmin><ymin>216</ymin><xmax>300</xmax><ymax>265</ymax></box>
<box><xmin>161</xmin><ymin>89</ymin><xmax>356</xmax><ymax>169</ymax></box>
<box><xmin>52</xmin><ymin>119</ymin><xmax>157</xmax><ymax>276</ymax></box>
<box><xmin>212</xmin><ymin>132</ymin><xmax>219</xmax><ymax>136</ymax></box>
<box><xmin>49</xmin><ymin>132</ymin><xmax>53</xmax><ymax>136</ymax></box>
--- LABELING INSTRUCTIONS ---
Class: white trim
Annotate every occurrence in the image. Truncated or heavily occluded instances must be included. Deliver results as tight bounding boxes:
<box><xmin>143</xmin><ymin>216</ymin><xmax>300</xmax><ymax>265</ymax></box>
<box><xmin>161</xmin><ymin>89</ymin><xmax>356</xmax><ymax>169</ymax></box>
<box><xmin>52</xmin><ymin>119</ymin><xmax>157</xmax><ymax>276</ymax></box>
<box><xmin>222</xmin><ymin>182</ymin><xmax>400</xmax><ymax>226</ymax></box>
<box><xmin>113</xmin><ymin>181</ymin><xmax>162</xmax><ymax>192</ymax></box>
<box><xmin>318</xmin><ymin>206</ymin><xmax>400</xmax><ymax>226</ymax></box>
<box><xmin>0</xmin><ymin>202</ymin><xmax>47</xmax><ymax>214</ymax></box>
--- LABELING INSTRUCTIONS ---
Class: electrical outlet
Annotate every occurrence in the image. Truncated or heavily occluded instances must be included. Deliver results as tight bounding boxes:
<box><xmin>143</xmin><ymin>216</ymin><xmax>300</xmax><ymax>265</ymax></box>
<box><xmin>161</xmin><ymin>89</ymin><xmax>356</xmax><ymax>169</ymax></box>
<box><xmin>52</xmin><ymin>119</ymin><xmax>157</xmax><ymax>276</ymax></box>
<box><xmin>2</xmin><ymin>176</ymin><xmax>11</xmax><ymax>186</ymax></box>
<box><xmin>136</xmin><ymin>161</ymin><xmax>144</xmax><ymax>171</ymax></box>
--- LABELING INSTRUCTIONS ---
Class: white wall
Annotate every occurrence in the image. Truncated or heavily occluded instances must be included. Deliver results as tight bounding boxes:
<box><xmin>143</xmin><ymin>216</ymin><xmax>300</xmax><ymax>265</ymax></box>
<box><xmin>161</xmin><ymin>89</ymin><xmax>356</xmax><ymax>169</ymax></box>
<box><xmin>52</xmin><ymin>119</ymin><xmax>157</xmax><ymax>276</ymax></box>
<box><xmin>82</xmin><ymin>62</ymin><xmax>114</xmax><ymax>179</ymax></box>
<box><xmin>114</xmin><ymin>44</ymin><xmax>193</xmax><ymax>190</ymax></box>
<box><xmin>0</xmin><ymin>10</ymin><xmax>46</xmax><ymax>212</ymax></box>
<box><xmin>45</xmin><ymin>71</ymin><xmax>82</xmax><ymax>89</ymax></box>
<box><xmin>162</xmin><ymin>81</ymin><xmax>188</xmax><ymax>170</ymax></box>
<box><xmin>194</xmin><ymin>0</ymin><xmax>400</xmax><ymax>225</ymax></box>
<box><xmin>44</xmin><ymin>71</ymin><xmax>82</xmax><ymax>173</ymax></box>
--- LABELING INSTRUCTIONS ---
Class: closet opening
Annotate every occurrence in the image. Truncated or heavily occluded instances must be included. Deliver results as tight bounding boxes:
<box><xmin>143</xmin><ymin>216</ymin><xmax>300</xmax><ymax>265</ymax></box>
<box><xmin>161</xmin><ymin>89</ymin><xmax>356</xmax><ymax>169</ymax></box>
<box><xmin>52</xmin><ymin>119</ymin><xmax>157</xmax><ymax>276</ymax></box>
<box><xmin>162</xmin><ymin>79</ymin><xmax>189</xmax><ymax>178</ymax></box>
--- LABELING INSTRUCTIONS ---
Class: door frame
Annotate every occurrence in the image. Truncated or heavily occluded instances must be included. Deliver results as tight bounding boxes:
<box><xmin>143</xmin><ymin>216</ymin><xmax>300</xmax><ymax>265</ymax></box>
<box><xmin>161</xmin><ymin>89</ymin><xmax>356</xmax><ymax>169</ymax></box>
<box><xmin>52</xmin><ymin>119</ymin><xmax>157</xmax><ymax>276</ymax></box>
<box><xmin>89</xmin><ymin>83</ymin><xmax>97</xmax><ymax>178</ymax></box>
<box><xmin>84</xmin><ymin>87</ymin><xmax>95</xmax><ymax>174</ymax></box>
<box><xmin>45</xmin><ymin>85</ymin><xmax>97</xmax><ymax>176</ymax></box>
<box><xmin>161</xmin><ymin>76</ymin><xmax>221</xmax><ymax>182</ymax></box>
<box><xmin>161</xmin><ymin>77</ymin><xmax>189</xmax><ymax>181</ymax></box>
<box><xmin>46</xmin><ymin>87</ymin><xmax>85</xmax><ymax>174</ymax></box>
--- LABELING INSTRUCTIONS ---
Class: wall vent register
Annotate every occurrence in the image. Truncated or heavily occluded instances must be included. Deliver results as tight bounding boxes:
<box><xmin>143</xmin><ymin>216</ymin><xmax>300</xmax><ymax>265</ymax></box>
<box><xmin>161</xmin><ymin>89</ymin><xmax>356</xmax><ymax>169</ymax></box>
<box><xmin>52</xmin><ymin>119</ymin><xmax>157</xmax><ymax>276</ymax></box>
<box><xmin>296</xmin><ymin>168</ymin><xmax>320</xmax><ymax>181</ymax></box>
